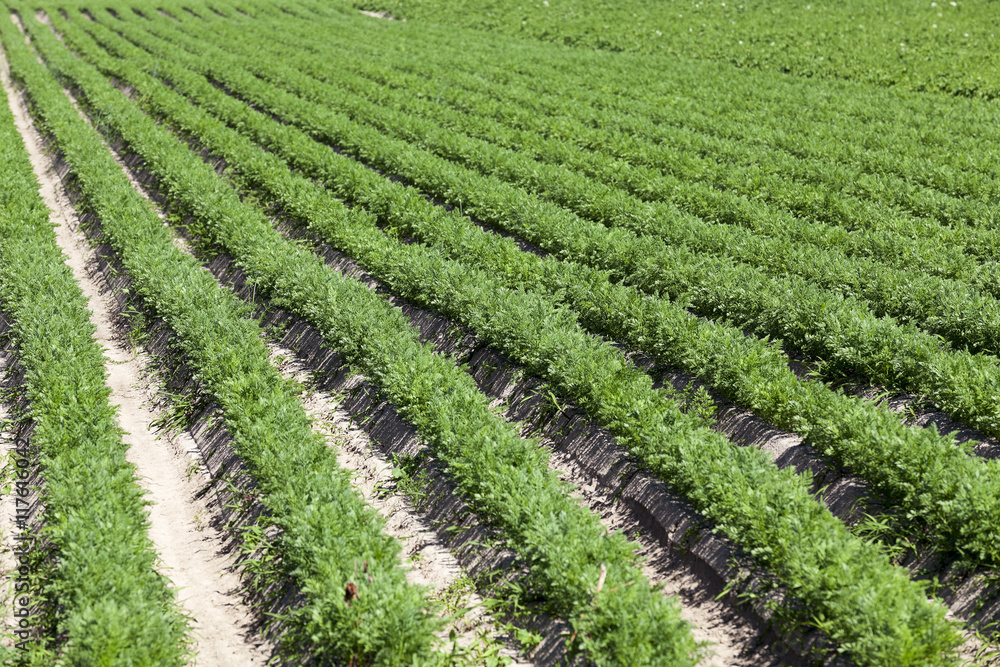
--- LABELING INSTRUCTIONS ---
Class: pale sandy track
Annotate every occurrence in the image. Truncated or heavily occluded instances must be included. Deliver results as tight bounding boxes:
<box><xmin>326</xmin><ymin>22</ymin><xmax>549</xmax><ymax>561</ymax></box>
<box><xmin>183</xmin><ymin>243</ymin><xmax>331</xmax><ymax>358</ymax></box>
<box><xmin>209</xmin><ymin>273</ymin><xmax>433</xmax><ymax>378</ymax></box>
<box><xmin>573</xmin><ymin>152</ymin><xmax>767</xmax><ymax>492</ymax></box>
<box><xmin>359</xmin><ymin>9</ymin><xmax>402</xmax><ymax>21</ymax></box>
<box><xmin>0</xmin><ymin>40</ymin><xmax>272</xmax><ymax>666</ymax></box>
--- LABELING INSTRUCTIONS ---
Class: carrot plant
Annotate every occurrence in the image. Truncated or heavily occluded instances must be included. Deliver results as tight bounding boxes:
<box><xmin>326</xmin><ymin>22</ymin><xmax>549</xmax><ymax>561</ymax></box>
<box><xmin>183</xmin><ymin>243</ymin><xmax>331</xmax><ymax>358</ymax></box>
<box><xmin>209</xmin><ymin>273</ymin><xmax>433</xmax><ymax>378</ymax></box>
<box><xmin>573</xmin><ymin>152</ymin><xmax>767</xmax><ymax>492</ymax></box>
<box><xmin>280</xmin><ymin>0</ymin><xmax>1000</xmax><ymax>209</ymax></box>
<box><xmin>152</xmin><ymin>11</ymin><xmax>1000</xmax><ymax>447</ymax></box>
<box><xmin>194</xmin><ymin>19</ymin><xmax>1000</xmax><ymax>363</ymax></box>
<box><xmin>86</xmin><ymin>7</ymin><xmax>1000</xmax><ymax>568</ymax></box>
<box><xmin>337</xmin><ymin>0</ymin><xmax>1000</xmax><ymax>100</ymax></box>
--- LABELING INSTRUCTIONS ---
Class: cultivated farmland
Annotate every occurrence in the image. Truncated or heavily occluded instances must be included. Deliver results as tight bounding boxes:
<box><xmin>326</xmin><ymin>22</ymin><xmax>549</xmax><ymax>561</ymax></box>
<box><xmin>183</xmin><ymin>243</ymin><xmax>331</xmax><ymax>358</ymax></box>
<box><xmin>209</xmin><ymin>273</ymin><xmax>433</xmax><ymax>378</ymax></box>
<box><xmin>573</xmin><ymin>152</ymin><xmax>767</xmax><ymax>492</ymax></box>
<box><xmin>0</xmin><ymin>1</ymin><xmax>997</xmax><ymax>665</ymax></box>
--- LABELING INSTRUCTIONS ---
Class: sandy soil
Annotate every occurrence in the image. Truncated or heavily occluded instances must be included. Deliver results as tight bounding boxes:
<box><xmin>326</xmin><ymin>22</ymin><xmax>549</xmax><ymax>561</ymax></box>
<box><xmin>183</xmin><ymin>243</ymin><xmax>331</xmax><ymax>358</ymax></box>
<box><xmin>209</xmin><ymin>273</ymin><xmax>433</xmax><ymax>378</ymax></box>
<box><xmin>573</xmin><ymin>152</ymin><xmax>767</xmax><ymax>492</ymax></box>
<box><xmin>0</xmin><ymin>43</ymin><xmax>272</xmax><ymax>666</ymax></box>
<box><xmin>546</xmin><ymin>451</ymin><xmax>758</xmax><ymax>667</ymax></box>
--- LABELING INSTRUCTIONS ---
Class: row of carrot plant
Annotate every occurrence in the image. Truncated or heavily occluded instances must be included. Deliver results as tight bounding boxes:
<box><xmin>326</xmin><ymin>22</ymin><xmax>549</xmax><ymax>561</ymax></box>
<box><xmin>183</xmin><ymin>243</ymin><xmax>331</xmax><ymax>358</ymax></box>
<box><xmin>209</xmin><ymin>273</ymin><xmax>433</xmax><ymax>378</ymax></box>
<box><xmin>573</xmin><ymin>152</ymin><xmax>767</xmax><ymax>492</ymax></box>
<box><xmin>1</xmin><ymin>10</ymin><xmax>441</xmax><ymax>664</ymax></box>
<box><xmin>115</xmin><ymin>8</ymin><xmax>1000</xmax><ymax>449</ymax></box>
<box><xmin>23</xmin><ymin>9</ymin><xmax>705</xmax><ymax>664</ymax></box>
<box><xmin>311</xmin><ymin>0</ymin><xmax>1000</xmax><ymax>194</ymax></box>
<box><xmin>233</xmin><ymin>2</ymin><xmax>999</xmax><ymax>243</ymax></box>
<box><xmin>83</xmin><ymin>4</ymin><xmax>1000</xmax><ymax>569</ymax></box>
<box><xmin>184</xmin><ymin>13</ymin><xmax>1000</xmax><ymax>363</ymax></box>
<box><xmin>45</xmin><ymin>4</ymin><xmax>971</xmax><ymax>664</ymax></box>
<box><xmin>0</xmin><ymin>42</ymin><xmax>189</xmax><ymax>666</ymax></box>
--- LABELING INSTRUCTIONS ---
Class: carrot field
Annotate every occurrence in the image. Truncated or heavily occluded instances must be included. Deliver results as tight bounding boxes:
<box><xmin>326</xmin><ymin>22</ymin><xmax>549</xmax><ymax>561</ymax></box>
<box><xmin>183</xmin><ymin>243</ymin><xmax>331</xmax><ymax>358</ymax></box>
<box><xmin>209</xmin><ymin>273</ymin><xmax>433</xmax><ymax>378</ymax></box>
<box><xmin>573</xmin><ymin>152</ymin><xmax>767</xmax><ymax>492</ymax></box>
<box><xmin>0</xmin><ymin>1</ymin><xmax>998</xmax><ymax>665</ymax></box>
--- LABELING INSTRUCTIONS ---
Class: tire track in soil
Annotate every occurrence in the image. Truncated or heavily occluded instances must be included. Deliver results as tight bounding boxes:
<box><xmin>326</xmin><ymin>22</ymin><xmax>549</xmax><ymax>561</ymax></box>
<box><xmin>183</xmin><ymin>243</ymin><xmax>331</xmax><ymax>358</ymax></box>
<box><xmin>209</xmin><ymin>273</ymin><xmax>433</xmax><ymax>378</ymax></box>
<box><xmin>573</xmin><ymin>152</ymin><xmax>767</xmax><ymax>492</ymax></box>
<box><xmin>0</xmin><ymin>42</ymin><xmax>272</xmax><ymax>667</ymax></box>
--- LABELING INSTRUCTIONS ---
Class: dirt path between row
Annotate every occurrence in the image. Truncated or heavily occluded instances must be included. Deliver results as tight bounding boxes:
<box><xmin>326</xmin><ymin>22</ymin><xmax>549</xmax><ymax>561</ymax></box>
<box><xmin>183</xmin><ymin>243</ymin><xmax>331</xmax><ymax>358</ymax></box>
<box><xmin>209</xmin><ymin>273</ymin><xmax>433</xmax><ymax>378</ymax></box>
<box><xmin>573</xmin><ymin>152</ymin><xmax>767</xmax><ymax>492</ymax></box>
<box><xmin>0</xmin><ymin>43</ymin><xmax>271</xmax><ymax>666</ymax></box>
